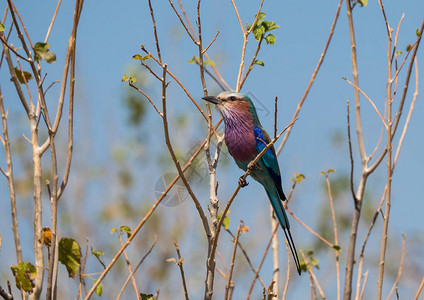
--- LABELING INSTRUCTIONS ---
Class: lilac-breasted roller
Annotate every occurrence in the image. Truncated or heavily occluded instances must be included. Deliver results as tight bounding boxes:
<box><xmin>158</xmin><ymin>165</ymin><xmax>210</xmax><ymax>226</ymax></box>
<box><xmin>203</xmin><ymin>91</ymin><xmax>301</xmax><ymax>275</ymax></box>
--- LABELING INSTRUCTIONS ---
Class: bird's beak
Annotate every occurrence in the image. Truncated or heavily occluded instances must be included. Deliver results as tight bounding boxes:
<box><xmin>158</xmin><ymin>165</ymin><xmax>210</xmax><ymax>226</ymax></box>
<box><xmin>202</xmin><ymin>96</ymin><xmax>222</xmax><ymax>105</ymax></box>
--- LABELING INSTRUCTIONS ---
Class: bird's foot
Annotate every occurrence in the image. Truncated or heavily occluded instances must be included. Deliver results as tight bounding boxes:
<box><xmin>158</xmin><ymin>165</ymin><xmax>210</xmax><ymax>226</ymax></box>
<box><xmin>239</xmin><ymin>177</ymin><xmax>249</xmax><ymax>187</ymax></box>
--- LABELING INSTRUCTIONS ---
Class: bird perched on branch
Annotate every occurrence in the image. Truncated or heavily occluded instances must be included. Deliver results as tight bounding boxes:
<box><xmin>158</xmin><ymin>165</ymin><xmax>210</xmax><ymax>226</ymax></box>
<box><xmin>203</xmin><ymin>91</ymin><xmax>301</xmax><ymax>275</ymax></box>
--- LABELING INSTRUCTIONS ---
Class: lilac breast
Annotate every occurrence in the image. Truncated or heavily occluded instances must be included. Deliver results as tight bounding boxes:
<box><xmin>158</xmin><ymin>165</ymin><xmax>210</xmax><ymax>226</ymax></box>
<box><xmin>224</xmin><ymin>117</ymin><xmax>257</xmax><ymax>162</ymax></box>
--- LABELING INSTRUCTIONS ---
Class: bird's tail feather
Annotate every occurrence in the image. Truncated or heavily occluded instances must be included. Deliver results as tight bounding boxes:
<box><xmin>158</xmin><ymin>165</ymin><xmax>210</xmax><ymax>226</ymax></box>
<box><xmin>266</xmin><ymin>190</ymin><xmax>302</xmax><ymax>275</ymax></box>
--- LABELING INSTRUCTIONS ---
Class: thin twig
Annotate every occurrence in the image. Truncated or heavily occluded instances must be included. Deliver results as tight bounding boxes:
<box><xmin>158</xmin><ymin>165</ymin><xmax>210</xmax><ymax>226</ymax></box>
<box><xmin>44</xmin><ymin>0</ymin><xmax>62</xmax><ymax>43</ymax></box>
<box><xmin>346</xmin><ymin>101</ymin><xmax>356</xmax><ymax>202</ymax></box>
<box><xmin>118</xmin><ymin>234</ymin><xmax>139</xmax><ymax>297</ymax></box>
<box><xmin>224</xmin><ymin>225</ymin><xmax>241</xmax><ymax>300</ymax></box>
<box><xmin>174</xmin><ymin>241</ymin><xmax>189</xmax><ymax>300</ymax></box>
<box><xmin>392</xmin><ymin>57</ymin><xmax>418</xmax><ymax>171</ymax></box>
<box><xmin>276</xmin><ymin>0</ymin><xmax>343</xmax><ymax>156</ymax></box>
<box><xmin>300</xmin><ymin>250</ymin><xmax>326</xmax><ymax>299</ymax></box>
<box><xmin>386</xmin><ymin>235</ymin><xmax>406</xmax><ymax>300</ymax></box>
<box><xmin>175</xmin><ymin>0</ymin><xmax>232</xmax><ymax>90</ymax></box>
<box><xmin>414</xmin><ymin>277</ymin><xmax>424</xmax><ymax>300</ymax></box>
<box><xmin>324</xmin><ymin>172</ymin><xmax>340</xmax><ymax>300</ymax></box>
<box><xmin>285</xmin><ymin>205</ymin><xmax>333</xmax><ymax>248</ymax></box>
<box><xmin>377</xmin><ymin>1</ymin><xmax>394</xmax><ymax>296</ymax></box>
<box><xmin>225</xmin><ymin>229</ymin><xmax>266</xmax><ymax>289</ymax></box>
<box><xmin>354</xmin><ymin>186</ymin><xmax>387</xmax><ymax>300</ymax></box>
<box><xmin>0</xmin><ymin>35</ymin><xmax>30</xmax><ymax>62</ymax></box>
<box><xmin>359</xmin><ymin>271</ymin><xmax>369</xmax><ymax>300</ymax></box>
<box><xmin>343</xmin><ymin>77</ymin><xmax>387</xmax><ymax>128</ymax></box>
<box><xmin>344</xmin><ymin>0</ymin><xmax>368</xmax><ymax>296</ymax></box>
<box><xmin>246</xmin><ymin>223</ymin><xmax>278</xmax><ymax>300</ymax></box>
<box><xmin>202</xmin><ymin>31</ymin><xmax>219</xmax><ymax>54</ymax></box>
<box><xmin>128</xmin><ymin>82</ymin><xmax>162</xmax><ymax>116</ymax></box>
<box><xmin>281</xmin><ymin>240</ymin><xmax>291</xmax><ymax>300</ymax></box>
<box><xmin>0</xmin><ymin>87</ymin><xmax>23</xmax><ymax>265</ymax></box>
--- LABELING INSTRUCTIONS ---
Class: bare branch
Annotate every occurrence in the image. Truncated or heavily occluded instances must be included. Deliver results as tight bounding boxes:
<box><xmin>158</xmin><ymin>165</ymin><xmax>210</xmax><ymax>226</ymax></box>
<box><xmin>414</xmin><ymin>277</ymin><xmax>424</xmax><ymax>300</ymax></box>
<box><xmin>202</xmin><ymin>31</ymin><xmax>219</xmax><ymax>54</ymax></box>
<box><xmin>0</xmin><ymin>86</ymin><xmax>23</xmax><ymax>264</ymax></box>
<box><xmin>224</xmin><ymin>225</ymin><xmax>241</xmax><ymax>300</ymax></box>
<box><xmin>174</xmin><ymin>241</ymin><xmax>189</xmax><ymax>300</ymax></box>
<box><xmin>246</xmin><ymin>223</ymin><xmax>278</xmax><ymax>300</ymax></box>
<box><xmin>116</xmin><ymin>236</ymin><xmax>158</xmax><ymax>300</ymax></box>
<box><xmin>343</xmin><ymin>78</ymin><xmax>387</xmax><ymax>128</ymax></box>
<box><xmin>386</xmin><ymin>235</ymin><xmax>406</xmax><ymax>300</ymax></box>
<box><xmin>44</xmin><ymin>0</ymin><xmax>62</xmax><ymax>43</ymax></box>
<box><xmin>276</xmin><ymin>0</ymin><xmax>343</xmax><ymax>155</ymax></box>
<box><xmin>225</xmin><ymin>229</ymin><xmax>266</xmax><ymax>289</ymax></box>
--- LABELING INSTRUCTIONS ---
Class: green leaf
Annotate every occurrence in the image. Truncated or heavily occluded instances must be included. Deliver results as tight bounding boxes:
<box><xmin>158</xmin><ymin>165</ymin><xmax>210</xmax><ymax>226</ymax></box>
<box><xmin>299</xmin><ymin>260</ymin><xmax>308</xmax><ymax>272</ymax></box>
<box><xmin>187</xmin><ymin>56</ymin><xmax>197</xmax><ymax>64</ymax></box>
<box><xmin>120</xmin><ymin>225</ymin><xmax>132</xmax><ymax>238</ymax></box>
<box><xmin>0</xmin><ymin>23</ymin><xmax>5</xmax><ymax>32</ymax></box>
<box><xmin>91</xmin><ymin>247</ymin><xmax>106</xmax><ymax>269</ymax></box>
<box><xmin>33</xmin><ymin>42</ymin><xmax>56</xmax><ymax>63</ymax></box>
<box><xmin>265</xmin><ymin>34</ymin><xmax>276</xmax><ymax>45</ymax></box>
<box><xmin>310</xmin><ymin>257</ymin><xmax>320</xmax><ymax>270</ymax></box>
<box><xmin>267</xmin><ymin>23</ymin><xmax>280</xmax><ymax>31</ymax></box>
<box><xmin>256</xmin><ymin>12</ymin><xmax>266</xmax><ymax>22</ymax></box>
<box><xmin>217</xmin><ymin>211</ymin><xmax>230</xmax><ymax>230</ymax></box>
<box><xmin>291</xmin><ymin>172</ymin><xmax>305</xmax><ymax>184</ymax></box>
<box><xmin>111</xmin><ymin>226</ymin><xmax>118</xmax><ymax>234</ymax></box>
<box><xmin>406</xmin><ymin>44</ymin><xmax>412</xmax><ymax>51</ymax></box>
<box><xmin>416</xmin><ymin>29</ymin><xmax>421</xmax><ymax>38</ymax></box>
<box><xmin>204</xmin><ymin>59</ymin><xmax>215</xmax><ymax>67</ymax></box>
<box><xmin>222</xmin><ymin>215</ymin><xmax>230</xmax><ymax>230</ymax></box>
<box><xmin>93</xmin><ymin>280</ymin><xmax>103</xmax><ymax>296</ymax></box>
<box><xmin>187</xmin><ymin>56</ymin><xmax>214</xmax><ymax>67</ymax></box>
<box><xmin>253</xmin><ymin>60</ymin><xmax>264</xmax><ymax>67</ymax></box>
<box><xmin>396</xmin><ymin>50</ymin><xmax>403</xmax><ymax>55</ymax></box>
<box><xmin>333</xmin><ymin>245</ymin><xmax>341</xmax><ymax>251</ymax></box>
<box><xmin>58</xmin><ymin>238</ymin><xmax>81</xmax><ymax>279</ymax></box>
<box><xmin>253</xmin><ymin>25</ymin><xmax>265</xmax><ymax>41</ymax></box>
<box><xmin>140</xmin><ymin>293</ymin><xmax>157</xmax><ymax>300</ymax></box>
<box><xmin>10</xmin><ymin>262</ymin><xmax>36</xmax><ymax>292</ymax></box>
<box><xmin>13</xmin><ymin>67</ymin><xmax>33</xmax><ymax>84</ymax></box>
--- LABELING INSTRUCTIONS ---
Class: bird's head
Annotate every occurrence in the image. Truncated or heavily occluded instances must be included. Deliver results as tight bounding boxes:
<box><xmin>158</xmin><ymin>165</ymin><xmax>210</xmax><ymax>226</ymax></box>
<box><xmin>202</xmin><ymin>91</ymin><xmax>258</xmax><ymax>122</ymax></box>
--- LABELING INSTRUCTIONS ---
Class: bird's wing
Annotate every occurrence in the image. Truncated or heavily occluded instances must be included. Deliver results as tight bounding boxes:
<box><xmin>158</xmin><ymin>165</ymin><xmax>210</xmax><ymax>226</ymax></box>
<box><xmin>253</xmin><ymin>126</ymin><xmax>286</xmax><ymax>200</ymax></box>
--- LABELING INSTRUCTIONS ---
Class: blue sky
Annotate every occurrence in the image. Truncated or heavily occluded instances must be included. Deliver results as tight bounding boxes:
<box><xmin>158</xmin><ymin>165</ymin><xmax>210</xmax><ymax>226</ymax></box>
<box><xmin>1</xmin><ymin>0</ymin><xmax>424</xmax><ymax>298</ymax></box>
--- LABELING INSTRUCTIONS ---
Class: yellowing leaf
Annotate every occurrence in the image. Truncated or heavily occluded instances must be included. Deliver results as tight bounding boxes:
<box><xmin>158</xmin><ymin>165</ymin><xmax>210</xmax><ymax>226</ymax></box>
<box><xmin>253</xmin><ymin>60</ymin><xmax>264</xmax><ymax>67</ymax></box>
<box><xmin>140</xmin><ymin>293</ymin><xmax>157</xmax><ymax>300</ymax></box>
<box><xmin>58</xmin><ymin>238</ymin><xmax>81</xmax><ymax>278</ymax></box>
<box><xmin>13</xmin><ymin>67</ymin><xmax>33</xmax><ymax>84</ymax></box>
<box><xmin>11</xmin><ymin>262</ymin><xmax>36</xmax><ymax>292</ymax></box>
<box><xmin>39</xmin><ymin>227</ymin><xmax>52</xmax><ymax>247</ymax></box>
<box><xmin>291</xmin><ymin>172</ymin><xmax>305</xmax><ymax>184</ymax></box>
<box><xmin>33</xmin><ymin>42</ymin><xmax>56</xmax><ymax>63</ymax></box>
<box><xmin>120</xmin><ymin>225</ymin><xmax>132</xmax><ymax>238</ymax></box>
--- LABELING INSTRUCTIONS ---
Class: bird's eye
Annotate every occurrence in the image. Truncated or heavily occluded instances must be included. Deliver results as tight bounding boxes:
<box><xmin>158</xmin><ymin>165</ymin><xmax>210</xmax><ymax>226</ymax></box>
<box><xmin>229</xmin><ymin>96</ymin><xmax>236</xmax><ymax>101</ymax></box>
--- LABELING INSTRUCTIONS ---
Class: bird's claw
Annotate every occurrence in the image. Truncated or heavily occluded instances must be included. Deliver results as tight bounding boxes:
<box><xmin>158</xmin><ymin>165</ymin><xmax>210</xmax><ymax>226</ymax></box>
<box><xmin>239</xmin><ymin>177</ymin><xmax>249</xmax><ymax>187</ymax></box>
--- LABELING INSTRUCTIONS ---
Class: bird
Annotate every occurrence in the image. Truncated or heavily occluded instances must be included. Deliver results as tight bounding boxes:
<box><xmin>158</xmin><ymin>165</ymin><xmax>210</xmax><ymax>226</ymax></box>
<box><xmin>203</xmin><ymin>91</ymin><xmax>301</xmax><ymax>275</ymax></box>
